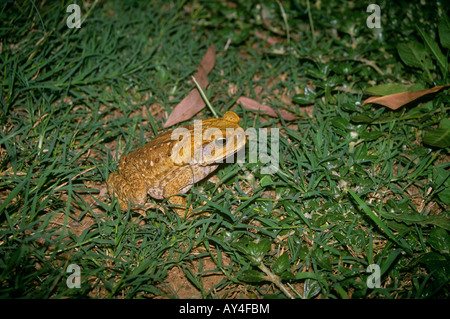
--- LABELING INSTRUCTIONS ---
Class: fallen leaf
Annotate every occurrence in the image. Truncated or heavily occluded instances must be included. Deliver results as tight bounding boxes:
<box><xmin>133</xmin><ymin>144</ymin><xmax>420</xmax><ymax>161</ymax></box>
<box><xmin>237</xmin><ymin>96</ymin><xmax>299</xmax><ymax>121</ymax></box>
<box><xmin>362</xmin><ymin>84</ymin><xmax>450</xmax><ymax>110</ymax></box>
<box><xmin>164</xmin><ymin>44</ymin><xmax>216</xmax><ymax>127</ymax></box>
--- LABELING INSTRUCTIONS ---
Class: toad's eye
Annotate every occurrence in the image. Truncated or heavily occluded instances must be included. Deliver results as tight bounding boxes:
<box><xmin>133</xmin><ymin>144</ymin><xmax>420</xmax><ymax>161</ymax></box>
<box><xmin>213</xmin><ymin>137</ymin><xmax>227</xmax><ymax>148</ymax></box>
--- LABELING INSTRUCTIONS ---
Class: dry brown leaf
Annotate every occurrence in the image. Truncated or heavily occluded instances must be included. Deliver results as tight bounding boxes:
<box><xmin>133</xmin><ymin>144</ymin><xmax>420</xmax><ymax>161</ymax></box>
<box><xmin>362</xmin><ymin>84</ymin><xmax>450</xmax><ymax>110</ymax></box>
<box><xmin>237</xmin><ymin>96</ymin><xmax>299</xmax><ymax>121</ymax></box>
<box><xmin>164</xmin><ymin>44</ymin><xmax>216</xmax><ymax>128</ymax></box>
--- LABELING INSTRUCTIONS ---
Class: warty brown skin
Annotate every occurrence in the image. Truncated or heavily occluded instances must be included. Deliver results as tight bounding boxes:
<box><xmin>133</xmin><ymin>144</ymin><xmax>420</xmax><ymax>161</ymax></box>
<box><xmin>107</xmin><ymin>111</ymin><xmax>246</xmax><ymax>218</ymax></box>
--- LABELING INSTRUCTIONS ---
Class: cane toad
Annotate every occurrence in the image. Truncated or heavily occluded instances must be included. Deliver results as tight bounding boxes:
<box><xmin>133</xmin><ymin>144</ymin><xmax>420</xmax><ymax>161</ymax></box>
<box><xmin>107</xmin><ymin>111</ymin><xmax>246</xmax><ymax>218</ymax></box>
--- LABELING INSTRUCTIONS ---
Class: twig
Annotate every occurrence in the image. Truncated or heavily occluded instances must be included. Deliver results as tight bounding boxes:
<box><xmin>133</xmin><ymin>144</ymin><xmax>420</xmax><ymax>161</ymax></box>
<box><xmin>258</xmin><ymin>263</ymin><xmax>295</xmax><ymax>299</ymax></box>
<box><xmin>53</xmin><ymin>167</ymin><xmax>96</xmax><ymax>192</ymax></box>
<box><xmin>276</xmin><ymin>0</ymin><xmax>290</xmax><ymax>45</ymax></box>
<box><xmin>191</xmin><ymin>75</ymin><xmax>218</xmax><ymax>118</ymax></box>
<box><xmin>306</xmin><ymin>0</ymin><xmax>316</xmax><ymax>45</ymax></box>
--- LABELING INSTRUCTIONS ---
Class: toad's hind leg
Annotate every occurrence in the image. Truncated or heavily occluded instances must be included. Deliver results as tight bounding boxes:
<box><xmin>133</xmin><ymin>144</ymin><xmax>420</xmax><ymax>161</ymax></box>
<box><xmin>107</xmin><ymin>172</ymin><xmax>147</xmax><ymax>211</ymax></box>
<box><xmin>167</xmin><ymin>195</ymin><xmax>192</xmax><ymax>218</ymax></box>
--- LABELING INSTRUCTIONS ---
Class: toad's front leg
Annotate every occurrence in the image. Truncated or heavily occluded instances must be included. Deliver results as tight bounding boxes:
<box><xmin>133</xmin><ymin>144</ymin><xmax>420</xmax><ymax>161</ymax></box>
<box><xmin>163</xmin><ymin>169</ymin><xmax>194</xmax><ymax>218</ymax></box>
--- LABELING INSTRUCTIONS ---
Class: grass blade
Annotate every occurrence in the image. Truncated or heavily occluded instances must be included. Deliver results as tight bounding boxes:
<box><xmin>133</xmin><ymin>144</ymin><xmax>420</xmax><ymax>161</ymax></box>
<box><xmin>348</xmin><ymin>190</ymin><xmax>412</xmax><ymax>255</ymax></box>
<box><xmin>417</xmin><ymin>27</ymin><xmax>448</xmax><ymax>77</ymax></box>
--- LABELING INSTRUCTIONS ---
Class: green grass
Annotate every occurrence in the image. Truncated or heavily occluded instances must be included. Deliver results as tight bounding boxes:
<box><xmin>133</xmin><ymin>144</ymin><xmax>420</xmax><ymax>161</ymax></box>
<box><xmin>1</xmin><ymin>0</ymin><xmax>449</xmax><ymax>299</ymax></box>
